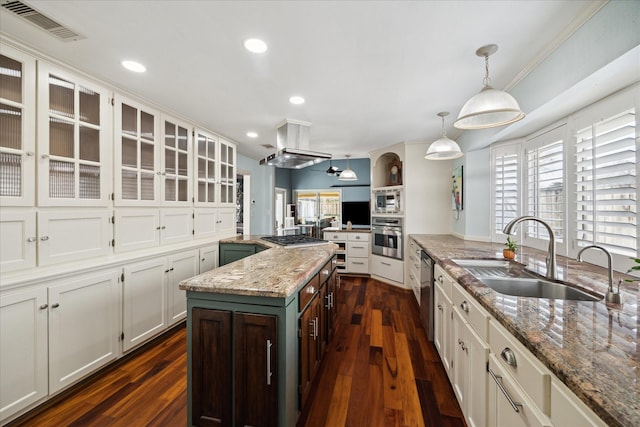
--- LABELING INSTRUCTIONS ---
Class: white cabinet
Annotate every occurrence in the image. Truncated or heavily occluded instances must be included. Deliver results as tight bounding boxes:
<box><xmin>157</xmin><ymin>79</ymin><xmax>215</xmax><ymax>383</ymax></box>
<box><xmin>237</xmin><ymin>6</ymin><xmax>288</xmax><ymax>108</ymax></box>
<box><xmin>218</xmin><ymin>137</ymin><xmax>236</xmax><ymax>206</ymax></box>
<box><xmin>434</xmin><ymin>280</ymin><xmax>453</xmax><ymax>378</ymax></box>
<box><xmin>194</xmin><ymin>208</ymin><xmax>217</xmax><ymax>239</ymax></box>
<box><xmin>324</xmin><ymin>231</ymin><xmax>346</xmax><ymax>272</ymax></box>
<box><xmin>36</xmin><ymin>62</ymin><xmax>111</xmax><ymax>207</ymax></box>
<box><xmin>194</xmin><ymin>129</ymin><xmax>236</xmax><ymax>208</ymax></box>
<box><xmin>0</xmin><ymin>43</ymin><xmax>36</xmax><ymax>207</ymax></box>
<box><xmin>407</xmin><ymin>239</ymin><xmax>421</xmax><ymax>304</ymax></box>
<box><xmin>0</xmin><ymin>208</ymin><xmax>36</xmax><ymax>273</ymax></box>
<box><xmin>346</xmin><ymin>233</ymin><xmax>369</xmax><ymax>274</ymax></box>
<box><xmin>114</xmin><ymin>208</ymin><xmax>193</xmax><ymax>252</ymax></box>
<box><xmin>0</xmin><ymin>287</ymin><xmax>48</xmax><ymax>423</ymax></box>
<box><xmin>37</xmin><ymin>209</ymin><xmax>111</xmax><ymax>266</ymax></box>
<box><xmin>114</xmin><ymin>95</ymin><xmax>160</xmax><ymax>206</ymax></box>
<box><xmin>550</xmin><ymin>379</ymin><xmax>607</xmax><ymax>427</ymax></box>
<box><xmin>160</xmin><ymin>114</ymin><xmax>192</xmax><ymax>206</ymax></box>
<box><xmin>371</xmin><ymin>254</ymin><xmax>403</xmax><ymax>283</ymax></box>
<box><xmin>216</xmin><ymin>206</ymin><xmax>236</xmax><ymax>238</ymax></box>
<box><xmin>122</xmin><ymin>258</ymin><xmax>167</xmax><ymax>352</ymax></box>
<box><xmin>488</xmin><ymin>354</ymin><xmax>552</xmax><ymax>427</ymax></box>
<box><xmin>166</xmin><ymin>250</ymin><xmax>198</xmax><ymax>325</ymax></box>
<box><xmin>47</xmin><ymin>270</ymin><xmax>120</xmax><ymax>393</ymax></box>
<box><xmin>199</xmin><ymin>245</ymin><xmax>218</xmax><ymax>273</ymax></box>
<box><xmin>159</xmin><ymin>208</ymin><xmax>193</xmax><ymax>245</ymax></box>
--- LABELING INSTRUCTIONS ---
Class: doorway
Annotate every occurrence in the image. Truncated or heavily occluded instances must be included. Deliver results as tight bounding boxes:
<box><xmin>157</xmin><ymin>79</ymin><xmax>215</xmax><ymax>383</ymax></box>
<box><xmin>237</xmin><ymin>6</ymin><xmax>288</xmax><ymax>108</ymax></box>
<box><xmin>237</xmin><ymin>173</ymin><xmax>251</xmax><ymax>236</ymax></box>
<box><xmin>275</xmin><ymin>187</ymin><xmax>287</xmax><ymax>234</ymax></box>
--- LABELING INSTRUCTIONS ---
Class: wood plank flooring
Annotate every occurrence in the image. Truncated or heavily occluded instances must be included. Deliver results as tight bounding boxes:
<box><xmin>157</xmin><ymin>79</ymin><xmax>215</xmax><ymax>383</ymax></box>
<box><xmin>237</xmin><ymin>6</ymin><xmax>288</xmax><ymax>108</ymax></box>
<box><xmin>8</xmin><ymin>276</ymin><xmax>465</xmax><ymax>427</ymax></box>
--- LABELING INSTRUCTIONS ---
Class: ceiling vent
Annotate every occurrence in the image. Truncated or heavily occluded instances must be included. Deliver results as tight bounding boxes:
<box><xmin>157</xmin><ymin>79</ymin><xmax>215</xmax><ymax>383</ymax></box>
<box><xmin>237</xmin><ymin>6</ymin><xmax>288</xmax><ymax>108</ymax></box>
<box><xmin>1</xmin><ymin>0</ymin><xmax>85</xmax><ymax>41</ymax></box>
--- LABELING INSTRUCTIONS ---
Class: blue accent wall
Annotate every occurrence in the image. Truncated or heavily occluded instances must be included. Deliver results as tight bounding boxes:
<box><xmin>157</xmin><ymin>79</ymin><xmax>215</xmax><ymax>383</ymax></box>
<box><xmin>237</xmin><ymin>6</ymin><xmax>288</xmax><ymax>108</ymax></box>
<box><xmin>289</xmin><ymin>158</ymin><xmax>371</xmax><ymax>201</ymax></box>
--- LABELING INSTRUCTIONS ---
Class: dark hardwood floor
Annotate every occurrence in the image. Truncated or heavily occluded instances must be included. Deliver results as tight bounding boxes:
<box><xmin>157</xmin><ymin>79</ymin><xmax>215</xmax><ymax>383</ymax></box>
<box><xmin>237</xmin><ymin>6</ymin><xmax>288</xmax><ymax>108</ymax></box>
<box><xmin>8</xmin><ymin>276</ymin><xmax>465</xmax><ymax>427</ymax></box>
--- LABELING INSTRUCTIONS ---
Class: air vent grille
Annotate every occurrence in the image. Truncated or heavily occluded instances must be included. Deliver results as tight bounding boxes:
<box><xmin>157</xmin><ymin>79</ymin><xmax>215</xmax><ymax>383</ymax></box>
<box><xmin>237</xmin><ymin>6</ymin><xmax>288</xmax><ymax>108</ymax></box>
<box><xmin>1</xmin><ymin>0</ymin><xmax>84</xmax><ymax>41</ymax></box>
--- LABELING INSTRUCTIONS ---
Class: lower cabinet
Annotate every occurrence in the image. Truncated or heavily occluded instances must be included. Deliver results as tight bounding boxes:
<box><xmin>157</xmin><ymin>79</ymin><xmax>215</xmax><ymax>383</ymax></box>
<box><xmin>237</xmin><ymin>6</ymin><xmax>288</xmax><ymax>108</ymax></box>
<box><xmin>370</xmin><ymin>254</ymin><xmax>404</xmax><ymax>284</ymax></box>
<box><xmin>434</xmin><ymin>280</ymin><xmax>453</xmax><ymax>378</ymax></box>
<box><xmin>198</xmin><ymin>245</ymin><xmax>218</xmax><ymax>273</ymax></box>
<box><xmin>191</xmin><ymin>308</ymin><xmax>278</xmax><ymax>427</ymax></box>
<box><xmin>167</xmin><ymin>250</ymin><xmax>199</xmax><ymax>325</ymax></box>
<box><xmin>299</xmin><ymin>294</ymin><xmax>322</xmax><ymax>408</ymax></box>
<box><xmin>219</xmin><ymin>243</ymin><xmax>267</xmax><ymax>266</ymax></box>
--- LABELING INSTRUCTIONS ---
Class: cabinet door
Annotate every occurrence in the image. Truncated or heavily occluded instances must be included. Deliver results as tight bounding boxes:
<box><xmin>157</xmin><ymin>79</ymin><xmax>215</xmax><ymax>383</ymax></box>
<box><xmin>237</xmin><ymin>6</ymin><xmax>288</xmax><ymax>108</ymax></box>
<box><xmin>0</xmin><ymin>208</ymin><xmax>36</xmax><ymax>273</ymax></box>
<box><xmin>37</xmin><ymin>209</ymin><xmax>111</xmax><ymax>266</ymax></box>
<box><xmin>166</xmin><ymin>250</ymin><xmax>198</xmax><ymax>325</ymax></box>
<box><xmin>191</xmin><ymin>308</ymin><xmax>232</xmax><ymax>427</ymax></box>
<box><xmin>434</xmin><ymin>283</ymin><xmax>452</xmax><ymax>377</ymax></box>
<box><xmin>216</xmin><ymin>207</ymin><xmax>236</xmax><ymax>239</ymax></box>
<box><xmin>488</xmin><ymin>355</ymin><xmax>552</xmax><ymax>427</ymax></box>
<box><xmin>299</xmin><ymin>296</ymin><xmax>320</xmax><ymax>408</ymax></box>
<box><xmin>199</xmin><ymin>245</ymin><xmax>218</xmax><ymax>273</ymax></box>
<box><xmin>48</xmin><ymin>270</ymin><xmax>120</xmax><ymax>393</ymax></box>
<box><xmin>464</xmin><ymin>318</ymin><xmax>490</xmax><ymax>427</ymax></box>
<box><xmin>122</xmin><ymin>258</ymin><xmax>167</xmax><ymax>352</ymax></box>
<box><xmin>193</xmin><ymin>129</ymin><xmax>217</xmax><ymax>207</ymax></box>
<box><xmin>451</xmin><ymin>307</ymin><xmax>467</xmax><ymax>408</ymax></box>
<box><xmin>37</xmin><ymin>62</ymin><xmax>111</xmax><ymax>206</ymax></box>
<box><xmin>0</xmin><ymin>44</ymin><xmax>36</xmax><ymax>207</ymax></box>
<box><xmin>161</xmin><ymin>114</ymin><xmax>191</xmax><ymax>206</ymax></box>
<box><xmin>194</xmin><ymin>207</ymin><xmax>217</xmax><ymax>240</ymax></box>
<box><xmin>219</xmin><ymin>243</ymin><xmax>255</xmax><ymax>266</ymax></box>
<box><xmin>218</xmin><ymin>138</ymin><xmax>236</xmax><ymax>206</ymax></box>
<box><xmin>160</xmin><ymin>208</ymin><xmax>193</xmax><ymax>245</ymax></box>
<box><xmin>114</xmin><ymin>209</ymin><xmax>160</xmax><ymax>252</ymax></box>
<box><xmin>234</xmin><ymin>312</ymin><xmax>278</xmax><ymax>427</ymax></box>
<box><xmin>0</xmin><ymin>287</ymin><xmax>48</xmax><ymax>422</ymax></box>
<box><xmin>114</xmin><ymin>95</ymin><xmax>160</xmax><ymax>206</ymax></box>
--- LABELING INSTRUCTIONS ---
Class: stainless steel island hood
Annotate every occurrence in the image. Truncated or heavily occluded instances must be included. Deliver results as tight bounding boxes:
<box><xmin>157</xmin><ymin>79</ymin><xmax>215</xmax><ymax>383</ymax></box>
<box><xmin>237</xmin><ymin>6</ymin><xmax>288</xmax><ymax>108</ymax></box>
<box><xmin>260</xmin><ymin>119</ymin><xmax>331</xmax><ymax>169</ymax></box>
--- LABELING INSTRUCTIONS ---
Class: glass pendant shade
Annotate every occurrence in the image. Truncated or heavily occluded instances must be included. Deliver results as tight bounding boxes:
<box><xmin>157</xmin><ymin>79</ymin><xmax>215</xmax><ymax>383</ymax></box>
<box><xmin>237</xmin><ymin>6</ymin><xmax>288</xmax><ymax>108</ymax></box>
<box><xmin>454</xmin><ymin>86</ymin><xmax>525</xmax><ymax>129</ymax></box>
<box><xmin>338</xmin><ymin>155</ymin><xmax>358</xmax><ymax>181</ymax></box>
<box><xmin>454</xmin><ymin>44</ymin><xmax>525</xmax><ymax>130</ymax></box>
<box><xmin>426</xmin><ymin>111</ymin><xmax>463</xmax><ymax>160</ymax></box>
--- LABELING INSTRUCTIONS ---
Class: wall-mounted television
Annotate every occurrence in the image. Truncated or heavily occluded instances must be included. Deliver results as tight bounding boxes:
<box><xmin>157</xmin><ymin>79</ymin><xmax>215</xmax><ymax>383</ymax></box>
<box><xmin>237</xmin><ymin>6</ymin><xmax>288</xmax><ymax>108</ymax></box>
<box><xmin>341</xmin><ymin>201</ymin><xmax>370</xmax><ymax>227</ymax></box>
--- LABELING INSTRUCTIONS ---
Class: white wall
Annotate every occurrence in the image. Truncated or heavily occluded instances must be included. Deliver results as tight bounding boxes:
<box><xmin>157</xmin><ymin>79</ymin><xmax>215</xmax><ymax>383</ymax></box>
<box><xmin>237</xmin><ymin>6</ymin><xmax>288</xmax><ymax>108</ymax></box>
<box><xmin>450</xmin><ymin>148</ymin><xmax>491</xmax><ymax>240</ymax></box>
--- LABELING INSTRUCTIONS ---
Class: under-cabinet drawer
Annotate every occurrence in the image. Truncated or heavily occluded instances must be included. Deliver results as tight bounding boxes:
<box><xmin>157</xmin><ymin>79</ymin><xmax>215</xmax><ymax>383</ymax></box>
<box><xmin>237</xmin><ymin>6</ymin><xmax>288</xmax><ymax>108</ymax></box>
<box><xmin>324</xmin><ymin>232</ymin><xmax>346</xmax><ymax>242</ymax></box>
<box><xmin>489</xmin><ymin>320</ymin><xmax>551</xmax><ymax>415</ymax></box>
<box><xmin>347</xmin><ymin>258</ymin><xmax>369</xmax><ymax>274</ymax></box>
<box><xmin>319</xmin><ymin>257</ymin><xmax>334</xmax><ymax>282</ymax></box>
<box><xmin>347</xmin><ymin>242</ymin><xmax>369</xmax><ymax>258</ymax></box>
<box><xmin>299</xmin><ymin>273</ymin><xmax>320</xmax><ymax>311</ymax></box>
<box><xmin>434</xmin><ymin>264</ymin><xmax>453</xmax><ymax>298</ymax></box>
<box><xmin>451</xmin><ymin>282</ymin><xmax>490</xmax><ymax>340</ymax></box>
<box><xmin>347</xmin><ymin>233</ymin><xmax>369</xmax><ymax>242</ymax></box>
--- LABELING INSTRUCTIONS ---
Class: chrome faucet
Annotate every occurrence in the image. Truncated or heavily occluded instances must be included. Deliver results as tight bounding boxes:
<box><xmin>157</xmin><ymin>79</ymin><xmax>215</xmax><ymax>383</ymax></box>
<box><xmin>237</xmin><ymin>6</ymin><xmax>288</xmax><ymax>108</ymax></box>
<box><xmin>577</xmin><ymin>245</ymin><xmax>623</xmax><ymax>304</ymax></box>
<box><xmin>503</xmin><ymin>216</ymin><xmax>557</xmax><ymax>281</ymax></box>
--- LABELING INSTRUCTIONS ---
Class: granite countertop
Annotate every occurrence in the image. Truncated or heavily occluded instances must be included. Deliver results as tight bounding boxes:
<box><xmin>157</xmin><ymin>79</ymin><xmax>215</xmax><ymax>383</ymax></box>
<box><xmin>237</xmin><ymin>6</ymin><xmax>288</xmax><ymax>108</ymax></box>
<box><xmin>178</xmin><ymin>235</ymin><xmax>337</xmax><ymax>299</ymax></box>
<box><xmin>410</xmin><ymin>234</ymin><xmax>638</xmax><ymax>427</ymax></box>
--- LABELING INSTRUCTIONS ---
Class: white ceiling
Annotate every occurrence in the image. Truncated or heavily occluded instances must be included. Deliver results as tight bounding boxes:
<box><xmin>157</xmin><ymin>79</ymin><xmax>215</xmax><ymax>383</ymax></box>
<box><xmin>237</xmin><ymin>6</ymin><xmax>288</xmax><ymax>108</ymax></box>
<box><xmin>0</xmin><ymin>0</ymin><xmax>602</xmax><ymax>160</ymax></box>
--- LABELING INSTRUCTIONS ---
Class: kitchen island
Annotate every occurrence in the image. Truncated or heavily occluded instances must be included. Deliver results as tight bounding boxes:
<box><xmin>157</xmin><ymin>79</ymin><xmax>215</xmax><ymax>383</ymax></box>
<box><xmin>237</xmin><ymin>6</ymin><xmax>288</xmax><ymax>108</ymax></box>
<box><xmin>179</xmin><ymin>236</ymin><xmax>337</xmax><ymax>427</ymax></box>
<box><xmin>412</xmin><ymin>234</ymin><xmax>638</xmax><ymax>427</ymax></box>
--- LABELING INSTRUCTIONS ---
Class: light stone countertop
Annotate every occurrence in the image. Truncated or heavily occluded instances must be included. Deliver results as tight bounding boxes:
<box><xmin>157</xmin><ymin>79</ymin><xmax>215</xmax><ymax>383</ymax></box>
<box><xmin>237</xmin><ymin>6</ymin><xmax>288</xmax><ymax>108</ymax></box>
<box><xmin>178</xmin><ymin>235</ymin><xmax>337</xmax><ymax>299</ymax></box>
<box><xmin>411</xmin><ymin>234</ymin><xmax>638</xmax><ymax>427</ymax></box>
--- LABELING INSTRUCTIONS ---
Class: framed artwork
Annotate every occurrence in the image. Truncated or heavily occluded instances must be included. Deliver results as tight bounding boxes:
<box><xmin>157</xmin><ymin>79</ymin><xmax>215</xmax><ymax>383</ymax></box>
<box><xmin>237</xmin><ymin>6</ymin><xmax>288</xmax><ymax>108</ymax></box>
<box><xmin>452</xmin><ymin>165</ymin><xmax>463</xmax><ymax>211</ymax></box>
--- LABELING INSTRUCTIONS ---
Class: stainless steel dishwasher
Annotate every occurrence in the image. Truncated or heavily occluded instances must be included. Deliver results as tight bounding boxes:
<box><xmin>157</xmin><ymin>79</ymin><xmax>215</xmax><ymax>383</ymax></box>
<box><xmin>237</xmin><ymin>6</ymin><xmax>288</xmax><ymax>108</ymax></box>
<box><xmin>420</xmin><ymin>251</ymin><xmax>434</xmax><ymax>341</ymax></box>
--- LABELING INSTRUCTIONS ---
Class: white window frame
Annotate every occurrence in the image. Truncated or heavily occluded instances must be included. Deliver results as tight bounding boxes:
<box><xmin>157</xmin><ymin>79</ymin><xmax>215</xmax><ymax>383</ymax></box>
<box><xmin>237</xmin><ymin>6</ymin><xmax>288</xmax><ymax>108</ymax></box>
<box><xmin>490</xmin><ymin>140</ymin><xmax>522</xmax><ymax>244</ymax></box>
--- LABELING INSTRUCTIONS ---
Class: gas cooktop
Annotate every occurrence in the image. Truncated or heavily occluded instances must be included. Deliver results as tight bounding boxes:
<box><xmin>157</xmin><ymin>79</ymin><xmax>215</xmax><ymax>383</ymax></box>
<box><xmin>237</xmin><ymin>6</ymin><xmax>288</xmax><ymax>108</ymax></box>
<box><xmin>261</xmin><ymin>235</ymin><xmax>328</xmax><ymax>247</ymax></box>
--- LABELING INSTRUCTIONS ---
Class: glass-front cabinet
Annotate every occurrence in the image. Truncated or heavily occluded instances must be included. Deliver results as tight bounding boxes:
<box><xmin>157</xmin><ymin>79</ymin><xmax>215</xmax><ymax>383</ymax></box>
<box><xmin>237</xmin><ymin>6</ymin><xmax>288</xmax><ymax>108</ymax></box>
<box><xmin>161</xmin><ymin>114</ymin><xmax>192</xmax><ymax>205</ymax></box>
<box><xmin>0</xmin><ymin>45</ymin><xmax>36</xmax><ymax>206</ymax></box>
<box><xmin>194</xmin><ymin>128</ymin><xmax>217</xmax><ymax>206</ymax></box>
<box><xmin>219</xmin><ymin>137</ymin><xmax>235</xmax><ymax>206</ymax></box>
<box><xmin>114</xmin><ymin>94</ymin><xmax>159</xmax><ymax>206</ymax></box>
<box><xmin>37</xmin><ymin>62</ymin><xmax>111</xmax><ymax>206</ymax></box>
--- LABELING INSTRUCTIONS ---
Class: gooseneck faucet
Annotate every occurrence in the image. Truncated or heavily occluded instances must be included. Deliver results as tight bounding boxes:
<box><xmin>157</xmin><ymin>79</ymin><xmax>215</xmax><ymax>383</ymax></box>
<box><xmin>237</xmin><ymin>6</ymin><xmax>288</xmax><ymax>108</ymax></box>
<box><xmin>577</xmin><ymin>245</ymin><xmax>623</xmax><ymax>304</ymax></box>
<box><xmin>503</xmin><ymin>216</ymin><xmax>557</xmax><ymax>281</ymax></box>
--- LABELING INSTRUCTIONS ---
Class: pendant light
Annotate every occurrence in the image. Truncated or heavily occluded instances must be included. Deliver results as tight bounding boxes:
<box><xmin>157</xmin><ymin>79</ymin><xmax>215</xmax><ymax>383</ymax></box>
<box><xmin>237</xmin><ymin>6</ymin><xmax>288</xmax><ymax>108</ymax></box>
<box><xmin>425</xmin><ymin>112</ymin><xmax>463</xmax><ymax>160</ymax></box>
<box><xmin>454</xmin><ymin>44</ymin><xmax>525</xmax><ymax>130</ymax></box>
<box><xmin>338</xmin><ymin>155</ymin><xmax>358</xmax><ymax>181</ymax></box>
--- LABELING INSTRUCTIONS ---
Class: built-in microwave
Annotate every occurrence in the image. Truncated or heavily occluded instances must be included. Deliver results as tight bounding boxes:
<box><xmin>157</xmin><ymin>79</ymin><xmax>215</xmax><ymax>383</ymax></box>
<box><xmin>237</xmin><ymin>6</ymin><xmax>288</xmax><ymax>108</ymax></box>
<box><xmin>374</xmin><ymin>189</ymin><xmax>401</xmax><ymax>214</ymax></box>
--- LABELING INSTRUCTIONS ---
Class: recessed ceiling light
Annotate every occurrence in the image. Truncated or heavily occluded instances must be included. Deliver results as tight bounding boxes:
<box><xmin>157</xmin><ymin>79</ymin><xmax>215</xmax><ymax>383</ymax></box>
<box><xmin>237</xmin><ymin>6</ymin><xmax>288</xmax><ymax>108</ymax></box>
<box><xmin>243</xmin><ymin>38</ymin><xmax>268</xmax><ymax>53</ymax></box>
<box><xmin>289</xmin><ymin>96</ymin><xmax>305</xmax><ymax>105</ymax></box>
<box><xmin>247</xmin><ymin>131</ymin><xmax>258</xmax><ymax>138</ymax></box>
<box><xmin>121</xmin><ymin>60</ymin><xmax>146</xmax><ymax>73</ymax></box>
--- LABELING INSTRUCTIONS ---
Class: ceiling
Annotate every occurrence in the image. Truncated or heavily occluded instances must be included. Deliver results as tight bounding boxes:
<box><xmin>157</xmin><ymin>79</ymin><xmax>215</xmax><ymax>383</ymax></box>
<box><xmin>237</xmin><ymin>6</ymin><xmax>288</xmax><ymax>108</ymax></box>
<box><xmin>0</xmin><ymin>0</ymin><xmax>603</xmax><ymax>161</ymax></box>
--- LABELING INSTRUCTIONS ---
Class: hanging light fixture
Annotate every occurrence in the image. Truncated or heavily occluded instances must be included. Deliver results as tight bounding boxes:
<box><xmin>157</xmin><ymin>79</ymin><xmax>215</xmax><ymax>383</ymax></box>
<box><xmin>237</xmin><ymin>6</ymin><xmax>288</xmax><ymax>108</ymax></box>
<box><xmin>338</xmin><ymin>155</ymin><xmax>358</xmax><ymax>181</ymax></box>
<box><xmin>454</xmin><ymin>44</ymin><xmax>525</xmax><ymax>130</ymax></box>
<box><xmin>425</xmin><ymin>112</ymin><xmax>463</xmax><ymax>160</ymax></box>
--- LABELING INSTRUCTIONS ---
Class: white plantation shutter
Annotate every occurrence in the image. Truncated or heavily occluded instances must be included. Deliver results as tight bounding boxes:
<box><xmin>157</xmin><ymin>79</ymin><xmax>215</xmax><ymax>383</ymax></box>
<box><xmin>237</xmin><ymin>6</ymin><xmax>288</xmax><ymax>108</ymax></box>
<box><xmin>526</xmin><ymin>127</ymin><xmax>565</xmax><ymax>244</ymax></box>
<box><xmin>575</xmin><ymin>108</ymin><xmax>637</xmax><ymax>257</ymax></box>
<box><xmin>492</xmin><ymin>144</ymin><xmax>520</xmax><ymax>240</ymax></box>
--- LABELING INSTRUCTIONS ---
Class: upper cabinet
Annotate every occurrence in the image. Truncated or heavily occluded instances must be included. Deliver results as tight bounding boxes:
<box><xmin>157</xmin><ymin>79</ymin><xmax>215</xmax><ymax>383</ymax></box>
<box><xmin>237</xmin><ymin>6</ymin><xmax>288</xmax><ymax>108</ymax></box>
<box><xmin>0</xmin><ymin>45</ymin><xmax>36</xmax><ymax>206</ymax></box>
<box><xmin>161</xmin><ymin>114</ymin><xmax>192</xmax><ymax>206</ymax></box>
<box><xmin>37</xmin><ymin>62</ymin><xmax>112</xmax><ymax>206</ymax></box>
<box><xmin>194</xmin><ymin>129</ymin><xmax>236</xmax><ymax>207</ymax></box>
<box><xmin>114</xmin><ymin>94</ymin><xmax>160</xmax><ymax>206</ymax></box>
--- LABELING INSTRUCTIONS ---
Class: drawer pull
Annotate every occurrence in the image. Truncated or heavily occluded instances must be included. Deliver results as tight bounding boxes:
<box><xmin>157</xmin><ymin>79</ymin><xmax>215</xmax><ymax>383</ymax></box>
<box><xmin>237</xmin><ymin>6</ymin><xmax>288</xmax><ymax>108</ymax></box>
<box><xmin>437</xmin><ymin>304</ymin><xmax>443</xmax><ymax>311</ymax></box>
<box><xmin>306</xmin><ymin>286</ymin><xmax>316</xmax><ymax>294</ymax></box>
<box><xmin>51</xmin><ymin>303</ymin><xmax>60</xmax><ymax>308</ymax></box>
<box><xmin>460</xmin><ymin>301</ymin><xmax>469</xmax><ymax>313</ymax></box>
<box><xmin>381</xmin><ymin>261</ymin><xmax>391</xmax><ymax>266</ymax></box>
<box><xmin>40</xmin><ymin>235</ymin><xmax>49</xmax><ymax>241</ymax></box>
<box><xmin>39</xmin><ymin>304</ymin><xmax>48</xmax><ymax>310</ymax></box>
<box><xmin>352</xmin><ymin>246</ymin><xmax>365</xmax><ymax>249</ymax></box>
<box><xmin>322</xmin><ymin>269</ymin><xmax>329</xmax><ymax>276</ymax></box>
<box><xmin>489</xmin><ymin>367</ymin><xmax>523</xmax><ymax>413</ymax></box>
<box><xmin>266</xmin><ymin>339</ymin><xmax>273</xmax><ymax>385</ymax></box>
<box><xmin>438</xmin><ymin>275</ymin><xmax>444</xmax><ymax>284</ymax></box>
<box><xmin>352</xmin><ymin>261</ymin><xmax>365</xmax><ymax>265</ymax></box>
<box><xmin>501</xmin><ymin>347</ymin><xmax>517</xmax><ymax>367</ymax></box>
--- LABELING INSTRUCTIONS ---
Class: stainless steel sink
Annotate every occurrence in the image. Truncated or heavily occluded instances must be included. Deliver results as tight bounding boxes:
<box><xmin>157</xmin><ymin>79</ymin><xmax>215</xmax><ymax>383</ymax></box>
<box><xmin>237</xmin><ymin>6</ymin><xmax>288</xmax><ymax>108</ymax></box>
<box><xmin>479</xmin><ymin>277</ymin><xmax>602</xmax><ymax>301</ymax></box>
<box><xmin>451</xmin><ymin>258</ymin><xmax>602</xmax><ymax>302</ymax></box>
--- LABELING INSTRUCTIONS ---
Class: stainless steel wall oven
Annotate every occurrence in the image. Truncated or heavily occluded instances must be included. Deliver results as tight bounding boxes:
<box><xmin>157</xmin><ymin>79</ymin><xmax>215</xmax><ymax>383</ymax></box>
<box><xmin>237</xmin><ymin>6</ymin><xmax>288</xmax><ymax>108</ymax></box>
<box><xmin>371</xmin><ymin>217</ymin><xmax>403</xmax><ymax>260</ymax></box>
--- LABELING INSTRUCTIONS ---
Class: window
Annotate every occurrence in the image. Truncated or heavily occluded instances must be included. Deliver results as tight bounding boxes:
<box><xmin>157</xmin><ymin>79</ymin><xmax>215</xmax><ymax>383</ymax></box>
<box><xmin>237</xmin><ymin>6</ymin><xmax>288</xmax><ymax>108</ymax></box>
<box><xmin>575</xmin><ymin>108</ymin><xmax>637</xmax><ymax>257</ymax></box>
<box><xmin>491</xmin><ymin>143</ymin><xmax>520</xmax><ymax>242</ymax></box>
<box><xmin>525</xmin><ymin>126</ymin><xmax>565</xmax><ymax>246</ymax></box>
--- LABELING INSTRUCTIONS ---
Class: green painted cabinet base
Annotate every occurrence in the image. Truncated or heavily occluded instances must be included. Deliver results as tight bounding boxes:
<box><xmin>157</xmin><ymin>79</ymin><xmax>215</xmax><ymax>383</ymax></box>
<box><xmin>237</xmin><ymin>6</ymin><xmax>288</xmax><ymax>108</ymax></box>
<box><xmin>219</xmin><ymin>243</ymin><xmax>268</xmax><ymax>266</ymax></box>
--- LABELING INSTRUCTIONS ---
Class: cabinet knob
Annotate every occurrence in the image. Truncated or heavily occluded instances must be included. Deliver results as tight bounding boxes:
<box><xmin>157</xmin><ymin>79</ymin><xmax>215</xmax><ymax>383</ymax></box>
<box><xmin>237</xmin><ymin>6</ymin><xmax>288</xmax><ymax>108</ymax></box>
<box><xmin>437</xmin><ymin>304</ymin><xmax>443</xmax><ymax>311</ymax></box>
<box><xmin>51</xmin><ymin>303</ymin><xmax>60</xmax><ymax>308</ymax></box>
<box><xmin>501</xmin><ymin>347</ymin><xmax>518</xmax><ymax>367</ymax></box>
<box><xmin>40</xmin><ymin>235</ymin><xmax>49</xmax><ymax>241</ymax></box>
<box><xmin>41</xmin><ymin>154</ymin><xmax>49</xmax><ymax>159</ymax></box>
<box><xmin>322</xmin><ymin>269</ymin><xmax>329</xmax><ymax>276</ymax></box>
<box><xmin>26</xmin><ymin>151</ymin><xmax>35</xmax><ymax>157</ymax></box>
<box><xmin>39</xmin><ymin>304</ymin><xmax>48</xmax><ymax>310</ymax></box>
<box><xmin>438</xmin><ymin>275</ymin><xmax>444</xmax><ymax>284</ymax></box>
<box><xmin>27</xmin><ymin>237</ymin><xmax>37</xmax><ymax>242</ymax></box>
<box><xmin>460</xmin><ymin>301</ymin><xmax>469</xmax><ymax>313</ymax></box>
<box><xmin>307</xmin><ymin>286</ymin><xmax>315</xmax><ymax>294</ymax></box>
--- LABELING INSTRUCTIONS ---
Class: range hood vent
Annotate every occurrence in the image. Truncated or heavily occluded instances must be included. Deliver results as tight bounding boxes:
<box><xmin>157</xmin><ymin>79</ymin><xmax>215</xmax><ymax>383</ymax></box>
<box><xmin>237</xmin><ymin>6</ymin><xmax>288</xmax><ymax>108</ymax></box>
<box><xmin>1</xmin><ymin>0</ymin><xmax>85</xmax><ymax>41</ymax></box>
<box><xmin>260</xmin><ymin>119</ymin><xmax>331</xmax><ymax>169</ymax></box>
